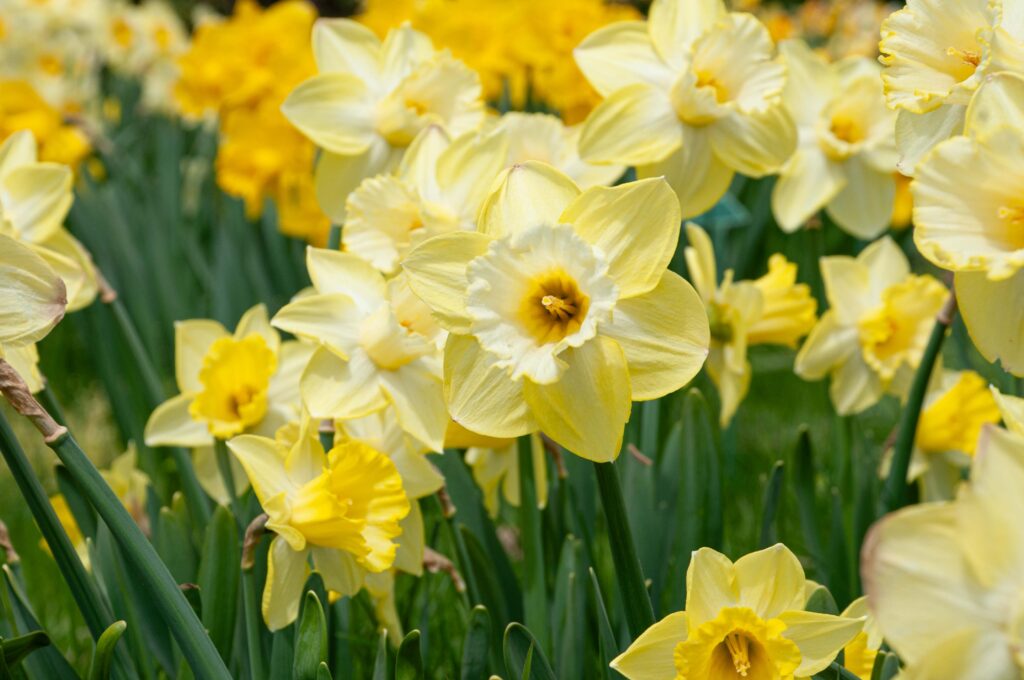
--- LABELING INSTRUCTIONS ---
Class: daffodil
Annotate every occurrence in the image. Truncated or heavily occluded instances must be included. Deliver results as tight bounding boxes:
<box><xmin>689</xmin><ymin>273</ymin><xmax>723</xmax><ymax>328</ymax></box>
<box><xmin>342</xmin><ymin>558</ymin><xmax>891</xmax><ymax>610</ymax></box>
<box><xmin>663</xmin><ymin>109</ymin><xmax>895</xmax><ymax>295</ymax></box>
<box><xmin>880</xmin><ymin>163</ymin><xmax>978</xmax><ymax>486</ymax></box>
<box><xmin>913</xmin><ymin>72</ymin><xmax>1024</xmax><ymax>375</ymax></box>
<box><xmin>839</xmin><ymin>597</ymin><xmax>882</xmax><ymax>680</ymax></box>
<box><xmin>892</xmin><ymin>370</ymin><xmax>1001</xmax><ymax>501</ymax></box>
<box><xmin>610</xmin><ymin>544</ymin><xmax>863</xmax><ymax>680</ymax></box>
<box><xmin>0</xmin><ymin>232</ymin><xmax>67</xmax><ymax>362</ymax></box>
<box><xmin>464</xmin><ymin>433</ymin><xmax>547</xmax><ymax>517</ymax></box>
<box><xmin>0</xmin><ymin>80</ymin><xmax>91</xmax><ymax>167</ymax></box>
<box><xmin>281</xmin><ymin>19</ymin><xmax>484</xmax><ymax>222</ymax></box>
<box><xmin>343</xmin><ymin>125</ymin><xmax>508</xmax><ymax>275</ymax></box>
<box><xmin>272</xmin><ymin>248</ymin><xmax>449</xmax><ymax>451</ymax></box>
<box><xmin>772</xmin><ymin>41</ymin><xmax>897</xmax><ymax>239</ymax></box>
<box><xmin>794</xmin><ymin>237</ymin><xmax>947</xmax><ymax>415</ymax></box>
<box><xmin>0</xmin><ymin>130</ymin><xmax>96</xmax><ymax>311</ymax></box>
<box><xmin>862</xmin><ymin>424</ymin><xmax>1024</xmax><ymax>678</ymax></box>
<box><xmin>574</xmin><ymin>0</ymin><xmax>796</xmax><ymax>218</ymax></box>
<box><xmin>403</xmin><ymin>162</ymin><xmax>709</xmax><ymax>461</ymax></box>
<box><xmin>144</xmin><ymin>304</ymin><xmax>311</xmax><ymax>502</ymax></box>
<box><xmin>685</xmin><ymin>223</ymin><xmax>816</xmax><ymax>425</ymax></box>
<box><xmin>228</xmin><ymin>417</ymin><xmax>409</xmax><ymax>630</ymax></box>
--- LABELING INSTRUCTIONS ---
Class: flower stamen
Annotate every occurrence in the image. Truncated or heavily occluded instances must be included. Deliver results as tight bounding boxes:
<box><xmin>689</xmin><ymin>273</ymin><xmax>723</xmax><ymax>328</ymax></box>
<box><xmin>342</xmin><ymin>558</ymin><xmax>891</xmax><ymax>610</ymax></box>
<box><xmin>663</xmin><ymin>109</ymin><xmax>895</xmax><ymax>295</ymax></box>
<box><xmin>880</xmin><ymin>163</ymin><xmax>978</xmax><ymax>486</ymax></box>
<box><xmin>946</xmin><ymin>46</ymin><xmax>980</xmax><ymax>67</ymax></box>
<box><xmin>724</xmin><ymin>632</ymin><xmax>752</xmax><ymax>677</ymax></box>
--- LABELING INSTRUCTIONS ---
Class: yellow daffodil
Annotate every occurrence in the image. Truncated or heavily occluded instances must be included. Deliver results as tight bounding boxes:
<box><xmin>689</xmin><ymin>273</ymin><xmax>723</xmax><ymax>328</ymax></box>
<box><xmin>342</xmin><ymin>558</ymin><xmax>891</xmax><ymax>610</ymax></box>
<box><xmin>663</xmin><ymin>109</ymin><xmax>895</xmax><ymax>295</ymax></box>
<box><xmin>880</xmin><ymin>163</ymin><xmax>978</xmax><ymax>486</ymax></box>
<box><xmin>0</xmin><ymin>130</ymin><xmax>96</xmax><ymax>311</ymax></box>
<box><xmin>344</xmin><ymin>125</ymin><xmax>508</xmax><ymax>275</ymax></box>
<box><xmin>281</xmin><ymin>19</ymin><xmax>484</xmax><ymax>223</ymax></box>
<box><xmin>611</xmin><ymin>544</ymin><xmax>863</xmax><ymax>679</ymax></box>
<box><xmin>839</xmin><ymin>597</ymin><xmax>881</xmax><ymax>680</ymax></box>
<box><xmin>272</xmin><ymin>248</ymin><xmax>448</xmax><ymax>451</ymax></box>
<box><xmin>464</xmin><ymin>432</ymin><xmax>547</xmax><ymax>517</ymax></box>
<box><xmin>863</xmin><ymin>424</ymin><xmax>1024</xmax><ymax>678</ymax></box>
<box><xmin>574</xmin><ymin>0</ymin><xmax>796</xmax><ymax>218</ymax></box>
<box><xmin>0</xmin><ymin>80</ymin><xmax>90</xmax><ymax>167</ymax></box>
<box><xmin>403</xmin><ymin>162</ymin><xmax>709</xmax><ymax>461</ymax></box>
<box><xmin>493</xmin><ymin>112</ymin><xmax>624</xmax><ymax>189</ymax></box>
<box><xmin>685</xmin><ymin>223</ymin><xmax>816</xmax><ymax>425</ymax></box>
<box><xmin>772</xmin><ymin>41</ymin><xmax>897</xmax><ymax>239</ymax></box>
<box><xmin>794</xmin><ymin>237</ymin><xmax>947</xmax><ymax>415</ymax></box>
<box><xmin>228</xmin><ymin>417</ymin><xmax>409</xmax><ymax>630</ymax></box>
<box><xmin>913</xmin><ymin>72</ymin><xmax>1024</xmax><ymax>375</ymax></box>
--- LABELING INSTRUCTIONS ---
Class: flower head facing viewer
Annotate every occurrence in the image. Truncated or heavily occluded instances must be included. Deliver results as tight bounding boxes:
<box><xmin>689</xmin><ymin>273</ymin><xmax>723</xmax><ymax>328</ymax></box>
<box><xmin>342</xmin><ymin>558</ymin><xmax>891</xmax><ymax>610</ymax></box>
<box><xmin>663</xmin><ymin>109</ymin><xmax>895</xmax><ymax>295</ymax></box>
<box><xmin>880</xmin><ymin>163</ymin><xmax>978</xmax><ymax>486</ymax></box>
<box><xmin>863</xmin><ymin>424</ymin><xmax>1024</xmax><ymax>678</ymax></box>
<box><xmin>794</xmin><ymin>236</ymin><xmax>947</xmax><ymax>415</ymax></box>
<box><xmin>611</xmin><ymin>544</ymin><xmax>863</xmax><ymax>679</ymax></box>
<box><xmin>685</xmin><ymin>223</ymin><xmax>816</xmax><ymax>425</ymax></box>
<box><xmin>573</xmin><ymin>0</ymin><xmax>796</xmax><ymax>218</ymax></box>
<box><xmin>229</xmin><ymin>417</ymin><xmax>409</xmax><ymax>630</ymax></box>
<box><xmin>403</xmin><ymin>162</ymin><xmax>709</xmax><ymax>462</ymax></box>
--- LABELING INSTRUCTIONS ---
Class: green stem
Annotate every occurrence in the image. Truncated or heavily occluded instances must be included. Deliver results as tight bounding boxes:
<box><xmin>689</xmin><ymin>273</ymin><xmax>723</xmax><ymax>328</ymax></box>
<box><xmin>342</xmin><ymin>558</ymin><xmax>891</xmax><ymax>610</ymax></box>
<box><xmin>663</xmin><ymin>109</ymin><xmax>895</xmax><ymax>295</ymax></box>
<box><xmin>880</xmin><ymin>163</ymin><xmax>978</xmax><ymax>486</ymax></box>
<box><xmin>327</xmin><ymin>224</ymin><xmax>342</xmax><ymax>251</ymax></box>
<box><xmin>517</xmin><ymin>435</ymin><xmax>549</xmax><ymax>653</ymax></box>
<box><xmin>242</xmin><ymin>569</ymin><xmax>265</xmax><ymax>680</ymax></box>
<box><xmin>828</xmin><ymin>661</ymin><xmax>862</xmax><ymax>680</ymax></box>
<box><xmin>593</xmin><ymin>460</ymin><xmax>655</xmax><ymax>638</ymax></box>
<box><xmin>881</xmin><ymin>293</ymin><xmax>957</xmax><ymax>514</ymax></box>
<box><xmin>213</xmin><ymin>439</ymin><xmax>243</xmax><ymax>526</ymax></box>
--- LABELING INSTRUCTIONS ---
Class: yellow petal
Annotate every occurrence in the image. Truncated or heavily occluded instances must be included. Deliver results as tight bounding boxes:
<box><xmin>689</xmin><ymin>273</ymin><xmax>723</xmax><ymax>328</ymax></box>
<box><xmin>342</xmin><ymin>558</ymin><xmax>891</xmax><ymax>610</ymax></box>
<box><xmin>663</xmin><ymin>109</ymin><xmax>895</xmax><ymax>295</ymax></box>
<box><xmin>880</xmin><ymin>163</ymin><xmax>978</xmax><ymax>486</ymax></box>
<box><xmin>830</xmin><ymin>350</ymin><xmax>885</xmax><ymax>416</ymax></box>
<box><xmin>272</xmin><ymin>293</ymin><xmax>362</xmax><ymax>355</ymax></box>
<box><xmin>684</xmin><ymin>547</ymin><xmax>737</xmax><ymax>628</ymax></box>
<box><xmin>609</xmin><ymin>611</ymin><xmax>689</xmax><ymax>680</ymax></box>
<box><xmin>825</xmin><ymin>158</ymin><xmax>896</xmax><ymax>240</ymax></box>
<box><xmin>992</xmin><ymin>387</ymin><xmax>1024</xmax><ymax>435</ymax></box>
<box><xmin>0</xmin><ymin>233</ymin><xmax>66</xmax><ymax>347</ymax></box>
<box><xmin>955</xmin><ymin>270</ymin><xmax>1024</xmax><ymax>376</ymax></box>
<box><xmin>648</xmin><ymin>0</ymin><xmax>727</xmax><ymax>68</ymax></box>
<box><xmin>793</xmin><ymin>311</ymin><xmax>858</xmax><ymax>381</ymax></box>
<box><xmin>707</xmin><ymin>106</ymin><xmax>796</xmax><ymax>178</ymax></box>
<box><xmin>0</xmin><ymin>130</ymin><xmax>38</xmax><ymax>179</ymax></box>
<box><xmin>779</xmin><ymin>39</ymin><xmax>839</xmax><ymax>128</ymax></box>
<box><xmin>393</xmin><ymin>501</ymin><xmax>425</xmax><ymax>575</ymax></box>
<box><xmin>36</xmin><ymin>229</ymin><xmax>97</xmax><ymax>312</ymax></box>
<box><xmin>561</xmin><ymin>178</ymin><xmax>680</xmax><ymax>298</ymax></box>
<box><xmin>144</xmin><ymin>394</ymin><xmax>211</xmax><ymax>448</ymax></box>
<box><xmin>733</xmin><ymin>543</ymin><xmax>806</xmax><ymax>620</ymax></box>
<box><xmin>436</xmin><ymin>129</ymin><xmax>510</xmax><ymax>215</ymax></box>
<box><xmin>778</xmin><ymin>610</ymin><xmax>865</xmax><ymax>676</ymax></box>
<box><xmin>603</xmin><ymin>271</ymin><xmax>709</xmax><ymax>400</ymax></box>
<box><xmin>523</xmin><ymin>337</ymin><xmax>630</xmax><ymax>462</ymax></box>
<box><xmin>379</xmin><ymin>23</ymin><xmax>434</xmax><ymax>90</ymax></box>
<box><xmin>301</xmin><ymin>346</ymin><xmax>388</xmax><ymax>419</ymax></box>
<box><xmin>281</xmin><ymin>73</ymin><xmax>375</xmax><ymax>155</ymax></box>
<box><xmin>682</xmin><ymin>222</ymin><xmax>717</xmax><ymax>303</ymax></box>
<box><xmin>227</xmin><ymin>434</ymin><xmax>294</xmax><ymax>506</ymax></box>
<box><xmin>311</xmin><ymin>18</ymin><xmax>380</xmax><ymax>79</ymax></box>
<box><xmin>578</xmin><ymin>84</ymin><xmax>682</xmax><ymax>166</ymax></box>
<box><xmin>444</xmin><ymin>334</ymin><xmax>536</xmax><ymax>439</ymax></box>
<box><xmin>402</xmin><ymin>231</ymin><xmax>493</xmax><ymax>333</ymax></box>
<box><xmin>307</xmin><ymin>247</ymin><xmax>386</xmax><ymax>302</ymax></box>
<box><xmin>314</xmin><ymin>141</ymin><xmax>400</xmax><ymax>223</ymax></box>
<box><xmin>894</xmin><ymin>104</ymin><xmax>965</xmax><ymax>176</ymax></box>
<box><xmin>772</xmin><ymin>146</ymin><xmax>845</xmax><ymax>233</ymax></box>
<box><xmin>380</xmin><ymin>362</ymin><xmax>447</xmax><ymax>452</ymax></box>
<box><xmin>192</xmin><ymin>445</ymin><xmax>248</xmax><ymax>506</ymax></box>
<box><xmin>573</xmin><ymin>21</ymin><xmax>674</xmax><ymax>97</ymax></box>
<box><xmin>477</xmin><ymin>161</ymin><xmax>580</xmax><ymax>239</ymax></box>
<box><xmin>234</xmin><ymin>303</ymin><xmax>280</xmax><ymax>355</ymax></box>
<box><xmin>174</xmin><ymin>319</ymin><xmax>229</xmax><ymax>394</ymax></box>
<box><xmin>859</xmin><ymin>236</ymin><xmax>911</xmax><ymax>300</ymax></box>
<box><xmin>262</xmin><ymin>537</ymin><xmax>309</xmax><ymax>631</ymax></box>
<box><xmin>311</xmin><ymin>547</ymin><xmax>364</xmax><ymax>598</ymax></box>
<box><xmin>964</xmin><ymin>71</ymin><xmax>1024</xmax><ymax>141</ymax></box>
<box><xmin>638</xmin><ymin>130</ymin><xmax>734</xmax><ymax>220</ymax></box>
<box><xmin>1</xmin><ymin>162</ymin><xmax>73</xmax><ymax>243</ymax></box>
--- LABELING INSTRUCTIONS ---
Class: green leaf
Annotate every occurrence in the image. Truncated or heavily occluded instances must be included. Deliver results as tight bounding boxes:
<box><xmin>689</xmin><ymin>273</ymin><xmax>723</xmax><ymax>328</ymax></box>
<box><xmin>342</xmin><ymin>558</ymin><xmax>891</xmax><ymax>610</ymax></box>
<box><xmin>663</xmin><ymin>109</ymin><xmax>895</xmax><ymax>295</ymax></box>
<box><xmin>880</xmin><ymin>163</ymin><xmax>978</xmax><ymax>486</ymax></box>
<box><xmin>759</xmin><ymin>461</ymin><xmax>785</xmax><ymax>548</ymax></box>
<box><xmin>827</xmin><ymin>488</ymin><xmax>850</xmax><ymax>607</ymax></box>
<box><xmin>588</xmin><ymin>568</ymin><xmax>620</xmax><ymax>679</ymax></box>
<box><xmin>793</xmin><ymin>427</ymin><xmax>824</xmax><ymax>571</ymax></box>
<box><xmin>372</xmin><ymin>630</ymin><xmax>388</xmax><ymax>680</ymax></box>
<box><xmin>803</xmin><ymin>585</ymin><xmax>839</xmax><ymax>616</ymax></box>
<box><xmin>871</xmin><ymin>652</ymin><xmax>901</xmax><ymax>680</ymax></box>
<box><xmin>270</xmin><ymin>628</ymin><xmax>295</xmax><ymax>680</ymax></box>
<box><xmin>503</xmin><ymin>623</ymin><xmax>556</xmax><ymax>680</ymax></box>
<box><xmin>198</xmin><ymin>505</ymin><xmax>240</xmax><ymax>659</ymax></box>
<box><xmin>155</xmin><ymin>506</ymin><xmax>197</xmax><ymax>585</ymax></box>
<box><xmin>316</xmin><ymin>661</ymin><xmax>333</xmax><ymax>680</ymax></box>
<box><xmin>293</xmin><ymin>591</ymin><xmax>328</xmax><ymax>680</ymax></box>
<box><xmin>395</xmin><ymin>629</ymin><xmax>423</xmax><ymax>680</ymax></box>
<box><xmin>1</xmin><ymin>630</ymin><xmax>50</xmax><ymax>668</ymax></box>
<box><xmin>88</xmin><ymin>621</ymin><xmax>127</xmax><ymax>680</ymax></box>
<box><xmin>458</xmin><ymin>525</ymin><xmax>508</xmax><ymax>630</ymax></box>
<box><xmin>460</xmin><ymin>605</ymin><xmax>490</xmax><ymax>680</ymax></box>
<box><xmin>55</xmin><ymin>465</ymin><xmax>97</xmax><ymax>540</ymax></box>
<box><xmin>2</xmin><ymin>566</ymin><xmax>78</xmax><ymax>679</ymax></box>
<box><xmin>517</xmin><ymin>436</ymin><xmax>550</xmax><ymax>653</ymax></box>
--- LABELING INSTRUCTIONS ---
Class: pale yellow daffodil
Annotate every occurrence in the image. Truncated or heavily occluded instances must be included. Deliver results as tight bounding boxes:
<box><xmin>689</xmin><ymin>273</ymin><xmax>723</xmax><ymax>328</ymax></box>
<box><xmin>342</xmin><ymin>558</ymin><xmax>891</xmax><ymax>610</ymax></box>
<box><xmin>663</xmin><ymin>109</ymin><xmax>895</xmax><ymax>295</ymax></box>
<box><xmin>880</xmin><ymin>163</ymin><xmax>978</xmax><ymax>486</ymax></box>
<box><xmin>0</xmin><ymin>130</ymin><xmax>96</xmax><ymax>311</ymax></box>
<box><xmin>913</xmin><ymin>72</ymin><xmax>1024</xmax><ymax>375</ymax></box>
<box><xmin>403</xmin><ymin>162</ymin><xmax>709</xmax><ymax>462</ymax></box>
<box><xmin>282</xmin><ymin>19</ymin><xmax>484</xmax><ymax>222</ymax></box>
<box><xmin>271</xmin><ymin>248</ymin><xmax>449</xmax><ymax>451</ymax></box>
<box><xmin>863</xmin><ymin>424</ymin><xmax>1024</xmax><ymax>678</ymax></box>
<box><xmin>464</xmin><ymin>432</ymin><xmax>547</xmax><ymax>517</ymax></box>
<box><xmin>685</xmin><ymin>223</ymin><xmax>816</xmax><ymax>425</ymax></box>
<box><xmin>0</xmin><ymin>232</ymin><xmax>66</xmax><ymax>359</ymax></box>
<box><xmin>611</xmin><ymin>544</ymin><xmax>863</xmax><ymax>680</ymax></box>
<box><xmin>343</xmin><ymin>125</ymin><xmax>509</xmax><ymax>275</ymax></box>
<box><xmin>772</xmin><ymin>41</ymin><xmax>897</xmax><ymax>239</ymax></box>
<box><xmin>228</xmin><ymin>417</ymin><xmax>409</xmax><ymax>630</ymax></box>
<box><xmin>794</xmin><ymin>237</ymin><xmax>947</xmax><ymax>415</ymax></box>
<box><xmin>574</xmin><ymin>0</ymin><xmax>796</xmax><ymax>218</ymax></box>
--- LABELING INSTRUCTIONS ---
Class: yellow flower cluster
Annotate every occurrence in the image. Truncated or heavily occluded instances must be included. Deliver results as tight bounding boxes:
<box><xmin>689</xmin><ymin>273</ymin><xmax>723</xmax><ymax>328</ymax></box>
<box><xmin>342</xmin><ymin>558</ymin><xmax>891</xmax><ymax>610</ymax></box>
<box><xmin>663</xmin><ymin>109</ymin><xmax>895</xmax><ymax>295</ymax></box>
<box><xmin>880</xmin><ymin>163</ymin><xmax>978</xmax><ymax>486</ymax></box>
<box><xmin>173</xmin><ymin>0</ymin><xmax>330</xmax><ymax>244</ymax></box>
<box><xmin>357</xmin><ymin>0</ymin><xmax>640</xmax><ymax>124</ymax></box>
<box><xmin>0</xmin><ymin>80</ymin><xmax>91</xmax><ymax>167</ymax></box>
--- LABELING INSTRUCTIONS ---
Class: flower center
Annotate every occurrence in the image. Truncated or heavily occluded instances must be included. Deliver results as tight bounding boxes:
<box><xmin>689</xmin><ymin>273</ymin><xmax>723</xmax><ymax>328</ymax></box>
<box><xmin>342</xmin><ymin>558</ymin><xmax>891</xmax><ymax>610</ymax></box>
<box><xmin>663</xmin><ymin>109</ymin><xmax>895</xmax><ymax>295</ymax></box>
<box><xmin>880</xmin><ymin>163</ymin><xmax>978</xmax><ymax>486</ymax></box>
<box><xmin>519</xmin><ymin>270</ymin><xmax>590</xmax><ymax>344</ymax></box>
<box><xmin>695</xmin><ymin>70</ymin><xmax>730</xmax><ymax>103</ymax></box>
<box><xmin>189</xmin><ymin>334</ymin><xmax>276</xmax><ymax>438</ymax></box>
<box><xmin>947</xmin><ymin>46</ymin><xmax>981</xmax><ymax>67</ymax></box>
<box><xmin>289</xmin><ymin>469</ymin><xmax>359</xmax><ymax>550</ymax></box>
<box><xmin>723</xmin><ymin>632</ymin><xmax>752</xmax><ymax>676</ymax></box>
<box><xmin>855</xmin><ymin>276</ymin><xmax>947</xmax><ymax>381</ymax></box>
<box><xmin>829</xmin><ymin>115</ymin><xmax>865</xmax><ymax>145</ymax></box>
<box><xmin>707</xmin><ymin>301</ymin><xmax>736</xmax><ymax>344</ymax></box>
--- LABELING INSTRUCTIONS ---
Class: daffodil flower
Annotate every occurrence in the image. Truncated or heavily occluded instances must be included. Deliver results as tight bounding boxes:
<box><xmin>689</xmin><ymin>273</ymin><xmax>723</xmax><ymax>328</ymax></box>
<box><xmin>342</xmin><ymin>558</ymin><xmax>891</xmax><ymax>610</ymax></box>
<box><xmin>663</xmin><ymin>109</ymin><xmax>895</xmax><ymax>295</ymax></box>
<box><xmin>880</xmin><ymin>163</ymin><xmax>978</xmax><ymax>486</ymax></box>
<box><xmin>685</xmin><ymin>223</ymin><xmax>816</xmax><ymax>425</ymax></box>
<box><xmin>271</xmin><ymin>248</ymin><xmax>449</xmax><ymax>451</ymax></box>
<box><xmin>344</xmin><ymin>125</ymin><xmax>509</xmax><ymax>275</ymax></box>
<box><xmin>464</xmin><ymin>433</ymin><xmax>547</xmax><ymax>518</ymax></box>
<box><xmin>573</xmin><ymin>0</ymin><xmax>796</xmax><ymax>218</ymax></box>
<box><xmin>794</xmin><ymin>237</ymin><xmax>947</xmax><ymax>415</ymax></box>
<box><xmin>772</xmin><ymin>40</ymin><xmax>897</xmax><ymax>239</ymax></box>
<box><xmin>611</xmin><ymin>544</ymin><xmax>863</xmax><ymax>680</ymax></box>
<box><xmin>0</xmin><ymin>131</ymin><xmax>96</xmax><ymax>312</ymax></box>
<box><xmin>228</xmin><ymin>418</ymin><xmax>409</xmax><ymax>630</ymax></box>
<box><xmin>838</xmin><ymin>597</ymin><xmax>882</xmax><ymax>680</ymax></box>
<box><xmin>403</xmin><ymin>162</ymin><xmax>709</xmax><ymax>461</ymax></box>
<box><xmin>863</xmin><ymin>424</ymin><xmax>1024</xmax><ymax>678</ymax></box>
<box><xmin>282</xmin><ymin>19</ymin><xmax>484</xmax><ymax>222</ymax></box>
<box><xmin>913</xmin><ymin>72</ymin><xmax>1024</xmax><ymax>375</ymax></box>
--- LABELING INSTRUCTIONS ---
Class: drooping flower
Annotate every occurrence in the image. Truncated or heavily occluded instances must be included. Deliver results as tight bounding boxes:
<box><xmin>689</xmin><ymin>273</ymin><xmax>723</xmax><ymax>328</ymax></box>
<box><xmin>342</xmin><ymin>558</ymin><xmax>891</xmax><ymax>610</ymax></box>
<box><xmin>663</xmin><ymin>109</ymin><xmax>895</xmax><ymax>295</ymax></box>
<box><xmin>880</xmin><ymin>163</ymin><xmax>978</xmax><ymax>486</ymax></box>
<box><xmin>862</xmin><ymin>424</ymin><xmax>1024</xmax><ymax>678</ymax></box>
<box><xmin>403</xmin><ymin>162</ymin><xmax>709</xmax><ymax>461</ymax></box>
<box><xmin>228</xmin><ymin>417</ymin><xmax>409</xmax><ymax>630</ymax></box>
<box><xmin>574</xmin><ymin>0</ymin><xmax>796</xmax><ymax>218</ymax></box>
<box><xmin>464</xmin><ymin>432</ymin><xmax>547</xmax><ymax>517</ymax></box>
<box><xmin>271</xmin><ymin>248</ymin><xmax>449</xmax><ymax>451</ymax></box>
<box><xmin>610</xmin><ymin>544</ymin><xmax>863</xmax><ymax>679</ymax></box>
<box><xmin>772</xmin><ymin>40</ymin><xmax>897</xmax><ymax>239</ymax></box>
<box><xmin>794</xmin><ymin>236</ymin><xmax>947</xmax><ymax>415</ymax></box>
<box><xmin>685</xmin><ymin>223</ymin><xmax>816</xmax><ymax>425</ymax></box>
<box><xmin>281</xmin><ymin>19</ymin><xmax>484</xmax><ymax>223</ymax></box>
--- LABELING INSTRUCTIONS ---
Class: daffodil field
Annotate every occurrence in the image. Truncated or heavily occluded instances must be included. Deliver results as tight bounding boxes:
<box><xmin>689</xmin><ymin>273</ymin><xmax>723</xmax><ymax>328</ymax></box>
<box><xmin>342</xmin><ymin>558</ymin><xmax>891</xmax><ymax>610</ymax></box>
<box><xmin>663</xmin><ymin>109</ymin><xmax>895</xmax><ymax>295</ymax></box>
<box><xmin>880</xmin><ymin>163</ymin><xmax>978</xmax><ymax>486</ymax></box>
<box><xmin>2</xmin><ymin>0</ymin><xmax>1024</xmax><ymax>677</ymax></box>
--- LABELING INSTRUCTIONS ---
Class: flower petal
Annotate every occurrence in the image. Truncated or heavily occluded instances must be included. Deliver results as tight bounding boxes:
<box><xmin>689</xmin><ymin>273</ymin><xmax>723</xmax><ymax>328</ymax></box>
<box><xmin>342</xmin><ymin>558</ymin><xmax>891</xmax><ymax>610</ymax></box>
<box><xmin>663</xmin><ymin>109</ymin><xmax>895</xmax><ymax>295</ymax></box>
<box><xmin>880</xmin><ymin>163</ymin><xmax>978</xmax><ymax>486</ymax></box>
<box><xmin>825</xmin><ymin>158</ymin><xmax>896</xmax><ymax>240</ymax></box>
<box><xmin>315</xmin><ymin>140</ymin><xmax>400</xmax><ymax>223</ymax></box>
<box><xmin>227</xmin><ymin>435</ymin><xmax>295</xmax><ymax>505</ymax></box>
<box><xmin>894</xmin><ymin>104</ymin><xmax>965</xmax><ymax>176</ymax></box>
<box><xmin>144</xmin><ymin>394</ymin><xmax>212</xmax><ymax>448</ymax></box>
<box><xmin>0</xmin><ymin>233</ymin><xmax>66</xmax><ymax>347</ymax></box>
<box><xmin>830</xmin><ymin>349</ymin><xmax>885</xmax><ymax>416</ymax></box>
<box><xmin>1</xmin><ymin>162</ymin><xmax>73</xmax><ymax>243</ymax></box>
<box><xmin>36</xmin><ymin>229</ymin><xmax>97</xmax><ymax>312</ymax></box>
<box><xmin>707</xmin><ymin>106</ymin><xmax>796</xmax><ymax>178</ymax></box>
<box><xmin>402</xmin><ymin>231</ymin><xmax>493</xmax><ymax>333</ymax></box>
<box><xmin>573</xmin><ymin>21</ymin><xmax>675</xmax><ymax>97</ymax></box>
<box><xmin>794</xmin><ymin>311</ymin><xmax>859</xmax><ymax>381</ymax></box>
<box><xmin>685</xmin><ymin>547</ymin><xmax>737</xmax><ymax>627</ymax></box>
<box><xmin>772</xmin><ymin>145</ymin><xmax>845</xmax><ymax>233</ymax></box>
<box><xmin>648</xmin><ymin>0</ymin><xmax>727</xmax><ymax>68</ymax></box>
<box><xmin>444</xmin><ymin>334</ymin><xmax>535</xmax><ymax>439</ymax></box>
<box><xmin>778</xmin><ymin>610</ymin><xmax>865</xmax><ymax>676</ymax></box>
<box><xmin>300</xmin><ymin>346</ymin><xmax>388</xmax><ymax>419</ymax></box>
<box><xmin>478</xmin><ymin>161</ymin><xmax>580</xmax><ymax>239</ymax></box>
<box><xmin>271</xmin><ymin>293</ymin><xmax>362</xmax><ymax>356</ymax></box>
<box><xmin>312</xmin><ymin>18</ymin><xmax>380</xmax><ymax>80</ymax></box>
<box><xmin>578</xmin><ymin>84</ymin><xmax>683</xmax><ymax>166</ymax></box>
<box><xmin>192</xmin><ymin>445</ymin><xmax>248</xmax><ymax>506</ymax></box>
<box><xmin>610</xmin><ymin>611</ymin><xmax>689</xmax><ymax>679</ymax></box>
<box><xmin>174</xmin><ymin>319</ymin><xmax>229</xmax><ymax>394</ymax></box>
<box><xmin>310</xmin><ymin>547</ymin><xmax>364</xmax><ymax>598</ymax></box>
<box><xmin>262</xmin><ymin>538</ymin><xmax>309</xmax><ymax>631</ymax></box>
<box><xmin>380</xmin><ymin>362</ymin><xmax>447</xmax><ymax>452</ymax></box>
<box><xmin>955</xmin><ymin>270</ymin><xmax>1024</xmax><ymax>376</ymax></box>
<box><xmin>638</xmin><ymin>130</ymin><xmax>734</xmax><ymax>220</ymax></box>
<box><xmin>734</xmin><ymin>543</ymin><xmax>806</xmax><ymax>620</ymax></box>
<box><xmin>281</xmin><ymin>73</ymin><xmax>376</xmax><ymax>155</ymax></box>
<box><xmin>234</xmin><ymin>303</ymin><xmax>280</xmax><ymax>355</ymax></box>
